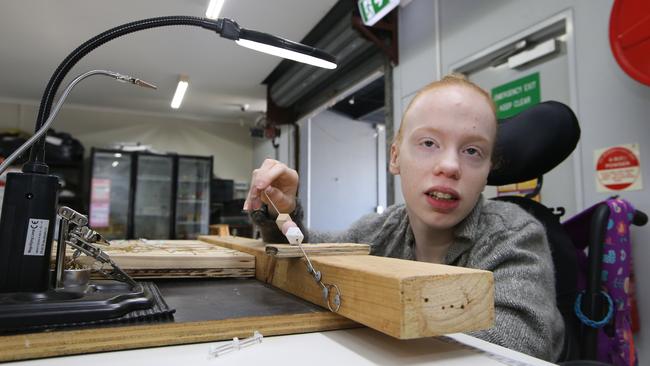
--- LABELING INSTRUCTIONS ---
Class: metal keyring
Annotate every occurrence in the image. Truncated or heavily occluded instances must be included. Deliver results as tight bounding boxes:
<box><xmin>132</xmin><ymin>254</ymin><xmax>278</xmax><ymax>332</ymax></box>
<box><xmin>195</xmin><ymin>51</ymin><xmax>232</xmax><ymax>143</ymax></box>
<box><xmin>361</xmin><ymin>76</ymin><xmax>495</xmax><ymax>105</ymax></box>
<box><xmin>325</xmin><ymin>284</ymin><xmax>342</xmax><ymax>312</ymax></box>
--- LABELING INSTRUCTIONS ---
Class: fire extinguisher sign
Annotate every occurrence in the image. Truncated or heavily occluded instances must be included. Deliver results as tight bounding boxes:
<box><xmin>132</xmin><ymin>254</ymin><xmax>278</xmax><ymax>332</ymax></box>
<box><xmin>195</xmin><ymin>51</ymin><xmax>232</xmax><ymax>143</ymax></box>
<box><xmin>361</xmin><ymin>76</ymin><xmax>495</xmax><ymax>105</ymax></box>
<box><xmin>594</xmin><ymin>143</ymin><xmax>643</xmax><ymax>192</ymax></box>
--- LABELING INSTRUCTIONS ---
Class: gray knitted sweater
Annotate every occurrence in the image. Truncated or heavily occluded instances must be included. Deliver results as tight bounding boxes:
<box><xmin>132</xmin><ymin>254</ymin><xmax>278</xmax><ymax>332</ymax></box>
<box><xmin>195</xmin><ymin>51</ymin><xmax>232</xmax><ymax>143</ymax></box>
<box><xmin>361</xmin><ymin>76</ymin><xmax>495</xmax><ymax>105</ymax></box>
<box><xmin>252</xmin><ymin>196</ymin><xmax>565</xmax><ymax>362</ymax></box>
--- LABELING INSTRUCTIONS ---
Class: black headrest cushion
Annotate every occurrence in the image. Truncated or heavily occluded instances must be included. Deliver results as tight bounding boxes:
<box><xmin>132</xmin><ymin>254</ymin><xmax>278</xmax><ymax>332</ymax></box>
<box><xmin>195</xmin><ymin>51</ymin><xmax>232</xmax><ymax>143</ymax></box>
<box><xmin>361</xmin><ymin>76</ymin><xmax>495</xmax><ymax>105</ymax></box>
<box><xmin>487</xmin><ymin>101</ymin><xmax>580</xmax><ymax>186</ymax></box>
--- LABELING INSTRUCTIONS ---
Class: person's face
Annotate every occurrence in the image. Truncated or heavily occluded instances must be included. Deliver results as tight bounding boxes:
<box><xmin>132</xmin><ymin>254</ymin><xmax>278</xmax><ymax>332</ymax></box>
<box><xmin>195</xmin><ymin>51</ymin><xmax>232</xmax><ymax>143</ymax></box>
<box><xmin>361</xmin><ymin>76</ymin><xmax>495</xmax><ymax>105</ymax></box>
<box><xmin>390</xmin><ymin>85</ymin><xmax>496</xmax><ymax>231</ymax></box>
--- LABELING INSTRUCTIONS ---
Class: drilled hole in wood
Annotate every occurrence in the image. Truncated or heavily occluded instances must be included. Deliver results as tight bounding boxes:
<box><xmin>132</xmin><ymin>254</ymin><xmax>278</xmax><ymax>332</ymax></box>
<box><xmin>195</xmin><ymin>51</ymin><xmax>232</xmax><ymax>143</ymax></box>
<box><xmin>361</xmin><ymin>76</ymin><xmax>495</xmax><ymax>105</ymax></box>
<box><xmin>461</xmin><ymin>305</ymin><xmax>465</xmax><ymax>309</ymax></box>
<box><xmin>424</xmin><ymin>298</ymin><xmax>429</xmax><ymax>302</ymax></box>
<box><xmin>450</xmin><ymin>304</ymin><xmax>454</xmax><ymax>308</ymax></box>
<box><xmin>441</xmin><ymin>306</ymin><xmax>445</xmax><ymax>310</ymax></box>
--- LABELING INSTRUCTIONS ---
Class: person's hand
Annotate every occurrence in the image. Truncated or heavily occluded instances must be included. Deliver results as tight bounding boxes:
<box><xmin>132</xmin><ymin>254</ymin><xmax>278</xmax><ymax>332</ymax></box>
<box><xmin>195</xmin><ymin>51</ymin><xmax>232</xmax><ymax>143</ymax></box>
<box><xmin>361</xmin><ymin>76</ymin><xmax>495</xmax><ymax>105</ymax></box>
<box><xmin>243</xmin><ymin>159</ymin><xmax>298</xmax><ymax>216</ymax></box>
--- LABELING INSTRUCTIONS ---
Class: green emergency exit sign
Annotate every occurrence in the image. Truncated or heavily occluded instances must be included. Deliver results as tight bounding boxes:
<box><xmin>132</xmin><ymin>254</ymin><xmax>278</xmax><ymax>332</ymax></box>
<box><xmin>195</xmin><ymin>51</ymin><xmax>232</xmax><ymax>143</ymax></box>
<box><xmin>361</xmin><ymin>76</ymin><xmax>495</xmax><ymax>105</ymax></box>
<box><xmin>358</xmin><ymin>0</ymin><xmax>400</xmax><ymax>26</ymax></box>
<box><xmin>491</xmin><ymin>73</ymin><xmax>541</xmax><ymax>119</ymax></box>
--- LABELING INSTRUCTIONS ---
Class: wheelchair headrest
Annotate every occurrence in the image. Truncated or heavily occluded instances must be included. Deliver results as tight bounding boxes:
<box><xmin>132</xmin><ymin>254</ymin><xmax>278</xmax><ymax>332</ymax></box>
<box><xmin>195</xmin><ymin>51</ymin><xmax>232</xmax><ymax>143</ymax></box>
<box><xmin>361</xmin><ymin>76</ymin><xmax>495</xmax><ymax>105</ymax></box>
<box><xmin>487</xmin><ymin>101</ymin><xmax>580</xmax><ymax>186</ymax></box>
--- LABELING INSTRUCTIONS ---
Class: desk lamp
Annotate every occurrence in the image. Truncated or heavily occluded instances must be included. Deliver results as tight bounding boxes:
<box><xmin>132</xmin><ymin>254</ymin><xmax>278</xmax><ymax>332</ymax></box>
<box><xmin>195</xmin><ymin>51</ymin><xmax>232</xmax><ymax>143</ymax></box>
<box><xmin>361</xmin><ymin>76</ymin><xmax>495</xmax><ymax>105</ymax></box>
<box><xmin>0</xmin><ymin>17</ymin><xmax>335</xmax><ymax>298</ymax></box>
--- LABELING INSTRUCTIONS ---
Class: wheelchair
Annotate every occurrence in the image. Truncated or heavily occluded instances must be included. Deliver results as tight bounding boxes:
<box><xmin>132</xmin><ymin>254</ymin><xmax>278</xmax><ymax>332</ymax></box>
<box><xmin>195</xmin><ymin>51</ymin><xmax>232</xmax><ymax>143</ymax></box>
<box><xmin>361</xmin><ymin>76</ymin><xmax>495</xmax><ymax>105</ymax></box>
<box><xmin>486</xmin><ymin>101</ymin><xmax>647</xmax><ymax>365</ymax></box>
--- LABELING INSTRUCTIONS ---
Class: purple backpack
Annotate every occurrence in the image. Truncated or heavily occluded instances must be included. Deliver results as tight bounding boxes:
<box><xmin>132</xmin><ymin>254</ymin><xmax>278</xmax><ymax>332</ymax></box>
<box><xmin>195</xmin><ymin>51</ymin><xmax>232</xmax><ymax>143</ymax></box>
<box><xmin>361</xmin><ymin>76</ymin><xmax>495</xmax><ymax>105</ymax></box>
<box><xmin>563</xmin><ymin>198</ymin><xmax>639</xmax><ymax>366</ymax></box>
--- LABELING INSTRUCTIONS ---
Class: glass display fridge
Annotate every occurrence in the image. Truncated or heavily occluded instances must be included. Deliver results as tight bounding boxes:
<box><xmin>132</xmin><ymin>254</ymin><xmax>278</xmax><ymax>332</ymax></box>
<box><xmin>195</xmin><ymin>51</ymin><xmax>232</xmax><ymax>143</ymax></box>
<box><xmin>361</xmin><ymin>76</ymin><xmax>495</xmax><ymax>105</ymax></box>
<box><xmin>174</xmin><ymin>156</ymin><xmax>212</xmax><ymax>239</ymax></box>
<box><xmin>133</xmin><ymin>153</ymin><xmax>174</xmax><ymax>239</ymax></box>
<box><xmin>88</xmin><ymin>148</ymin><xmax>212</xmax><ymax>240</ymax></box>
<box><xmin>88</xmin><ymin>150</ymin><xmax>134</xmax><ymax>240</ymax></box>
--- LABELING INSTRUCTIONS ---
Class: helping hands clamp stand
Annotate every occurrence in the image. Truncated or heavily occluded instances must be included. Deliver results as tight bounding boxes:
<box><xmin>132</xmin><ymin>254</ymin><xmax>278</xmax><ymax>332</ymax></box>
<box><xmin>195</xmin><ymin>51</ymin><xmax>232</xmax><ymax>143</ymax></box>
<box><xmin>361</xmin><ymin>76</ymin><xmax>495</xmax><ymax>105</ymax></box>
<box><xmin>55</xmin><ymin>206</ymin><xmax>137</xmax><ymax>289</ymax></box>
<box><xmin>0</xmin><ymin>205</ymin><xmax>170</xmax><ymax>333</ymax></box>
<box><xmin>54</xmin><ymin>206</ymin><xmax>138</xmax><ymax>289</ymax></box>
<box><xmin>0</xmin><ymin>204</ymin><xmax>168</xmax><ymax>333</ymax></box>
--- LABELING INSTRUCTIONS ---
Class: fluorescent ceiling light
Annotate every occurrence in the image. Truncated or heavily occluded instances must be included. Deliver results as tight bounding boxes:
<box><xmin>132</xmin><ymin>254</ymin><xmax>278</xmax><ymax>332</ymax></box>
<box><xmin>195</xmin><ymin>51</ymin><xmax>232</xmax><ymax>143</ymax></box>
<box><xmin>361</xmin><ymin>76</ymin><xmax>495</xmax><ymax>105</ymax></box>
<box><xmin>205</xmin><ymin>0</ymin><xmax>225</xmax><ymax>19</ymax></box>
<box><xmin>236</xmin><ymin>39</ymin><xmax>336</xmax><ymax>69</ymax></box>
<box><xmin>171</xmin><ymin>75</ymin><xmax>189</xmax><ymax>109</ymax></box>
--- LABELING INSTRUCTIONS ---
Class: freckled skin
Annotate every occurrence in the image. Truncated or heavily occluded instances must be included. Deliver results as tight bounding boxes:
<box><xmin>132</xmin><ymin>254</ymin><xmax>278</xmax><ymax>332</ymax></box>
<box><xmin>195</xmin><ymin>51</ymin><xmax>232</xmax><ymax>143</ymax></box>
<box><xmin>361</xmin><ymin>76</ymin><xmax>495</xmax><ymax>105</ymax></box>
<box><xmin>389</xmin><ymin>85</ymin><xmax>497</xmax><ymax>237</ymax></box>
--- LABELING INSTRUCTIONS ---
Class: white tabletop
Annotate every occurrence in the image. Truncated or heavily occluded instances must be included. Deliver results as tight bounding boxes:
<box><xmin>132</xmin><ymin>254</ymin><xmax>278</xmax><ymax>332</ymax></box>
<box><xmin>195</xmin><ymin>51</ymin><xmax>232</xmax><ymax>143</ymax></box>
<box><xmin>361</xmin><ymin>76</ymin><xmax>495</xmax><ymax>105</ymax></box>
<box><xmin>7</xmin><ymin>328</ymin><xmax>556</xmax><ymax>366</ymax></box>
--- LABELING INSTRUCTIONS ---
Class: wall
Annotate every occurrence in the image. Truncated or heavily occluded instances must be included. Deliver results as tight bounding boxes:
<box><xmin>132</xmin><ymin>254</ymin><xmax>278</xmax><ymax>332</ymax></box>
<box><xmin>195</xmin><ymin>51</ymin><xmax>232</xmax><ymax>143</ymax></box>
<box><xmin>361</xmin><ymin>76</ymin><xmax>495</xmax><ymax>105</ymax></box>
<box><xmin>394</xmin><ymin>0</ymin><xmax>650</xmax><ymax>360</ymax></box>
<box><xmin>0</xmin><ymin>101</ymin><xmax>254</xmax><ymax>182</ymax></box>
<box><xmin>252</xmin><ymin>124</ymin><xmax>296</xmax><ymax>170</ymax></box>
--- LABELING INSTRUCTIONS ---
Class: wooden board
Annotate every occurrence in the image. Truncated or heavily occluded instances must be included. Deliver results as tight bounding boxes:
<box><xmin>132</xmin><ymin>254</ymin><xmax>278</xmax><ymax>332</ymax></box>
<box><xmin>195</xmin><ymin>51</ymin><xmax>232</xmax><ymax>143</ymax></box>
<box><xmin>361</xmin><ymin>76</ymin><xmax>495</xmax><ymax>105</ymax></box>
<box><xmin>0</xmin><ymin>312</ymin><xmax>359</xmax><ymax>362</ymax></box>
<box><xmin>209</xmin><ymin>224</ymin><xmax>230</xmax><ymax>236</ymax></box>
<box><xmin>199</xmin><ymin>235</ymin><xmax>494</xmax><ymax>340</ymax></box>
<box><xmin>61</xmin><ymin>239</ymin><xmax>255</xmax><ymax>279</ymax></box>
<box><xmin>114</xmin><ymin>268</ymin><xmax>251</xmax><ymax>278</ymax></box>
<box><xmin>265</xmin><ymin>243</ymin><xmax>370</xmax><ymax>258</ymax></box>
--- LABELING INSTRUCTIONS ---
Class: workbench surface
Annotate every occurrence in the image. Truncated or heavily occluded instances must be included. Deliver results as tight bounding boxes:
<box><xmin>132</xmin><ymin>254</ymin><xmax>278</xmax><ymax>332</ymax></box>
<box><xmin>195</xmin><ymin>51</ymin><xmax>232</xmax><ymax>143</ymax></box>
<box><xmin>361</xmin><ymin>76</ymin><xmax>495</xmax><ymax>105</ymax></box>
<box><xmin>0</xmin><ymin>278</ymin><xmax>358</xmax><ymax>362</ymax></box>
<box><xmin>7</xmin><ymin>327</ymin><xmax>555</xmax><ymax>366</ymax></box>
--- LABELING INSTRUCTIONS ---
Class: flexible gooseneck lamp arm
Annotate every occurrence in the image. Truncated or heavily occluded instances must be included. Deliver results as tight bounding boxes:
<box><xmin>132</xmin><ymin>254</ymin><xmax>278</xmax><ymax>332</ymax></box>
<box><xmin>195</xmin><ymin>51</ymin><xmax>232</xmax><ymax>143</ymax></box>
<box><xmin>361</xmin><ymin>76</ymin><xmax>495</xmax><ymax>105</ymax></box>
<box><xmin>24</xmin><ymin>17</ymin><xmax>336</xmax><ymax>173</ymax></box>
<box><xmin>0</xmin><ymin>70</ymin><xmax>155</xmax><ymax>176</ymax></box>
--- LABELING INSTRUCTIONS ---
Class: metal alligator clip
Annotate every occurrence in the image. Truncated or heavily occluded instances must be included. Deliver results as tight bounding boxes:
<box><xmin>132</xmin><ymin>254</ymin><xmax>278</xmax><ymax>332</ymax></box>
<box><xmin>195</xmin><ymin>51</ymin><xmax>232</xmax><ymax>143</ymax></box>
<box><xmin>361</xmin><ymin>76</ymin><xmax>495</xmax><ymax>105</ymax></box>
<box><xmin>55</xmin><ymin>206</ymin><xmax>137</xmax><ymax>289</ymax></box>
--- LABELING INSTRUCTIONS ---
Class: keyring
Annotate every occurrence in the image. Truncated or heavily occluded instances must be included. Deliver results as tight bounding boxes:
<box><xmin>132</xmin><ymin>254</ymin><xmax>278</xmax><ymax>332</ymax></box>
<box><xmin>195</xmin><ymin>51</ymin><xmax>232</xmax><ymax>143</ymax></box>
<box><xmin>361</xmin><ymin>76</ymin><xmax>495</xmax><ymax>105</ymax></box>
<box><xmin>325</xmin><ymin>283</ymin><xmax>342</xmax><ymax>312</ymax></box>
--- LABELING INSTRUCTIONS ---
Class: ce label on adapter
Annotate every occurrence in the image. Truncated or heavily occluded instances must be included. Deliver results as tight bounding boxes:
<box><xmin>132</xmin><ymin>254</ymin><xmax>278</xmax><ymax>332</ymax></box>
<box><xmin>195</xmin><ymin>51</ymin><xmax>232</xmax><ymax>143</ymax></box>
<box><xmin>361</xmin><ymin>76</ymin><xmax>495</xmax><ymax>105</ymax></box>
<box><xmin>24</xmin><ymin>218</ymin><xmax>49</xmax><ymax>256</ymax></box>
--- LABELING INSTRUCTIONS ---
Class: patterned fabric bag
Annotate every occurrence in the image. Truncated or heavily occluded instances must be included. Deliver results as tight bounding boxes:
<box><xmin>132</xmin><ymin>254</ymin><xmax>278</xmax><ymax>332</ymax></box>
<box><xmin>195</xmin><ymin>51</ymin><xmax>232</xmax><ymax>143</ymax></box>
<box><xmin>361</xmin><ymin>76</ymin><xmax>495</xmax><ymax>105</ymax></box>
<box><xmin>563</xmin><ymin>198</ymin><xmax>638</xmax><ymax>366</ymax></box>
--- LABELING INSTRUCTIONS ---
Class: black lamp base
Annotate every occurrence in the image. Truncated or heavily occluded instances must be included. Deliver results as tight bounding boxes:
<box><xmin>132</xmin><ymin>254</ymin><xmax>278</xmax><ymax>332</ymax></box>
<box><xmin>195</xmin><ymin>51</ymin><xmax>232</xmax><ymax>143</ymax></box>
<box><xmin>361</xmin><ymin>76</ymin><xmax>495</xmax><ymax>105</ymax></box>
<box><xmin>0</xmin><ymin>172</ymin><xmax>59</xmax><ymax>293</ymax></box>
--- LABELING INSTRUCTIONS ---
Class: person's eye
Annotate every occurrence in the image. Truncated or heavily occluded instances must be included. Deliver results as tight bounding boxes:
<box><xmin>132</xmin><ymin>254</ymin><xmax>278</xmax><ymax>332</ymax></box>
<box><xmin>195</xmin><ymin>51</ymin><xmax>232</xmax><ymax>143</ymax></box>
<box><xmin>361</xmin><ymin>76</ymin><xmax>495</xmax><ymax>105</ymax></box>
<box><xmin>419</xmin><ymin>139</ymin><xmax>438</xmax><ymax>148</ymax></box>
<box><xmin>464</xmin><ymin>147</ymin><xmax>483</xmax><ymax>158</ymax></box>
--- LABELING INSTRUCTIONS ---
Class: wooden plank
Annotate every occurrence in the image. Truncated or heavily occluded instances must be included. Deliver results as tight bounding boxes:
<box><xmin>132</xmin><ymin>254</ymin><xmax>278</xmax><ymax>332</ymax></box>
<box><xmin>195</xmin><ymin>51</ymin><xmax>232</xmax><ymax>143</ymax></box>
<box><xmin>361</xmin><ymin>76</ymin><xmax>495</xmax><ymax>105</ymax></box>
<box><xmin>265</xmin><ymin>243</ymin><xmax>371</xmax><ymax>258</ymax></box>
<box><xmin>199</xmin><ymin>236</ymin><xmax>272</xmax><ymax>281</ymax></box>
<box><xmin>209</xmin><ymin>224</ymin><xmax>230</xmax><ymax>236</ymax></box>
<box><xmin>59</xmin><ymin>240</ymin><xmax>255</xmax><ymax>279</ymax></box>
<box><xmin>105</xmin><ymin>240</ymin><xmax>253</xmax><ymax>269</ymax></box>
<box><xmin>110</xmin><ymin>268</ymin><xmax>254</xmax><ymax>279</ymax></box>
<box><xmin>0</xmin><ymin>312</ymin><xmax>360</xmax><ymax>362</ymax></box>
<box><xmin>199</xmin><ymin>235</ymin><xmax>494</xmax><ymax>340</ymax></box>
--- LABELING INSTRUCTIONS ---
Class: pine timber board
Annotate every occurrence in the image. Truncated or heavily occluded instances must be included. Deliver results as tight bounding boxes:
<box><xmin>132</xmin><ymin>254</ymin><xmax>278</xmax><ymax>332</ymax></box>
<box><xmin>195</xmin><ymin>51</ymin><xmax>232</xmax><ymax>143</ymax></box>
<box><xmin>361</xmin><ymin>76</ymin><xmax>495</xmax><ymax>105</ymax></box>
<box><xmin>0</xmin><ymin>312</ymin><xmax>358</xmax><ymax>362</ymax></box>
<box><xmin>199</xmin><ymin>235</ymin><xmax>495</xmax><ymax>340</ymax></box>
<box><xmin>265</xmin><ymin>243</ymin><xmax>371</xmax><ymax>258</ymax></box>
<box><xmin>114</xmin><ymin>268</ymin><xmax>252</xmax><ymax>278</ymax></box>
<box><xmin>60</xmin><ymin>239</ymin><xmax>255</xmax><ymax>278</ymax></box>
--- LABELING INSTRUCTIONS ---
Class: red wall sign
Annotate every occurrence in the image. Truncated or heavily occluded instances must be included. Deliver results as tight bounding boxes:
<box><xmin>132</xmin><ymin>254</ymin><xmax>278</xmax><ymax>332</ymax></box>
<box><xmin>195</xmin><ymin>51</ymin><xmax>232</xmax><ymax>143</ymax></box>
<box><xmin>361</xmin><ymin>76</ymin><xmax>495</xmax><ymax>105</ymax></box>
<box><xmin>596</xmin><ymin>145</ymin><xmax>642</xmax><ymax>191</ymax></box>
